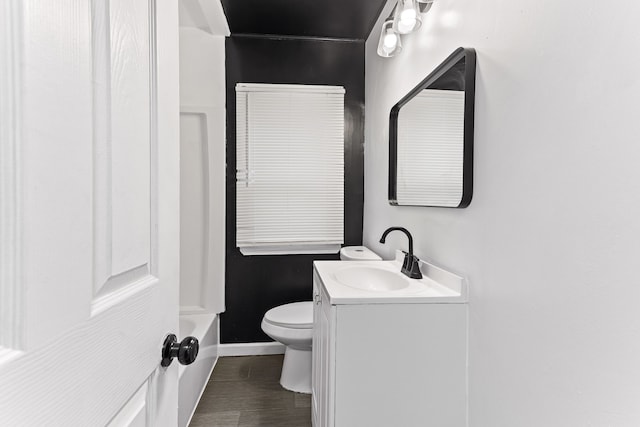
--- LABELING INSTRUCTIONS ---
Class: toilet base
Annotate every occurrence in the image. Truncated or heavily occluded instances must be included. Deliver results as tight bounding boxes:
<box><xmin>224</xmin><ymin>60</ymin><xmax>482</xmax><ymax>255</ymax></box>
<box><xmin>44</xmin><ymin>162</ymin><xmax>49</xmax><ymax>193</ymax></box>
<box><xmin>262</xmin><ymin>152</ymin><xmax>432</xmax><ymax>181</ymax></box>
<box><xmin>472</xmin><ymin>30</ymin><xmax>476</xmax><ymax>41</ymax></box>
<box><xmin>280</xmin><ymin>347</ymin><xmax>312</xmax><ymax>394</ymax></box>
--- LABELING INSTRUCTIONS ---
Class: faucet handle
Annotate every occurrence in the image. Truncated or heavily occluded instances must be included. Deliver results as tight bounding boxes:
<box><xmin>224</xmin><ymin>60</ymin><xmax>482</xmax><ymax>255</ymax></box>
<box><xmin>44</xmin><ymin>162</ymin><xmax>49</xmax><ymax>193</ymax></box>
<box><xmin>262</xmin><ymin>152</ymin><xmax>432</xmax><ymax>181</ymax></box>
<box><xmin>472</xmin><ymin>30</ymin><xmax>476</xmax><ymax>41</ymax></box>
<box><xmin>401</xmin><ymin>251</ymin><xmax>410</xmax><ymax>271</ymax></box>
<box><xmin>401</xmin><ymin>254</ymin><xmax>423</xmax><ymax>279</ymax></box>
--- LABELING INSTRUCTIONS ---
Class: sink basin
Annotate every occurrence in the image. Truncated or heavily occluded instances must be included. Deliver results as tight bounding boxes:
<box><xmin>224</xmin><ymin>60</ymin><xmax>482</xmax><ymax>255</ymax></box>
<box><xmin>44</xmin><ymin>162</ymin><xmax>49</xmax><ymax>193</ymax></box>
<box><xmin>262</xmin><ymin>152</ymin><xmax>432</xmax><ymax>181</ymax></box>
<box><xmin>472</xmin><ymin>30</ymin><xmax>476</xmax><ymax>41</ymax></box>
<box><xmin>333</xmin><ymin>265</ymin><xmax>410</xmax><ymax>292</ymax></box>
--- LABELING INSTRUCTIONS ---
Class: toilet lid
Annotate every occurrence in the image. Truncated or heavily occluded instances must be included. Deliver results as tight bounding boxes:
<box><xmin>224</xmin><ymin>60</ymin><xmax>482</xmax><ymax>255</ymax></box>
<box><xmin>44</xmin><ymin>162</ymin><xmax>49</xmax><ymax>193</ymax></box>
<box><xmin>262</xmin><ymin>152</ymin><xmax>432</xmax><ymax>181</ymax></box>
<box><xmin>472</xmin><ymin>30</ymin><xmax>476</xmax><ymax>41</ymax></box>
<box><xmin>264</xmin><ymin>301</ymin><xmax>313</xmax><ymax>329</ymax></box>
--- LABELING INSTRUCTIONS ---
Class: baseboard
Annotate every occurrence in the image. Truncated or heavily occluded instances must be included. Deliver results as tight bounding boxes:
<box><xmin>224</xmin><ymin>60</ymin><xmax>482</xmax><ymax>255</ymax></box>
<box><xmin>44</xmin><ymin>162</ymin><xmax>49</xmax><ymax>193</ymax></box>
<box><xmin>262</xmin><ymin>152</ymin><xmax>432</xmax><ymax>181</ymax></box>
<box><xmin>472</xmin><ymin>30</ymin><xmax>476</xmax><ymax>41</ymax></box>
<box><xmin>218</xmin><ymin>341</ymin><xmax>285</xmax><ymax>357</ymax></box>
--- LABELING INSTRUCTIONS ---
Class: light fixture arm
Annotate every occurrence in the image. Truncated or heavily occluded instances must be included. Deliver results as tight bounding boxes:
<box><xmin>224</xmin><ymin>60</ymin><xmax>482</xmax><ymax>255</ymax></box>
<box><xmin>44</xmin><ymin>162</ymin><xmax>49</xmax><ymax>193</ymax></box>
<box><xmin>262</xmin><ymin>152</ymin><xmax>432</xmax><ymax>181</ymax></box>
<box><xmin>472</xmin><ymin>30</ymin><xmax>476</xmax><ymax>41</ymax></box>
<box><xmin>418</xmin><ymin>2</ymin><xmax>433</xmax><ymax>14</ymax></box>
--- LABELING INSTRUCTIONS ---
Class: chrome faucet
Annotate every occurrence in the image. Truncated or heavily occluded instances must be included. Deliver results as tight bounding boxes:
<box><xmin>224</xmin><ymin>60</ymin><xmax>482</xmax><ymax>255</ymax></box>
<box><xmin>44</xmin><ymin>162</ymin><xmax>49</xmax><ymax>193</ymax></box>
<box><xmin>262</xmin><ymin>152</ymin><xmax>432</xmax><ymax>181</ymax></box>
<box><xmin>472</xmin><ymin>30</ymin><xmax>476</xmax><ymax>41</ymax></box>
<box><xmin>379</xmin><ymin>227</ymin><xmax>423</xmax><ymax>279</ymax></box>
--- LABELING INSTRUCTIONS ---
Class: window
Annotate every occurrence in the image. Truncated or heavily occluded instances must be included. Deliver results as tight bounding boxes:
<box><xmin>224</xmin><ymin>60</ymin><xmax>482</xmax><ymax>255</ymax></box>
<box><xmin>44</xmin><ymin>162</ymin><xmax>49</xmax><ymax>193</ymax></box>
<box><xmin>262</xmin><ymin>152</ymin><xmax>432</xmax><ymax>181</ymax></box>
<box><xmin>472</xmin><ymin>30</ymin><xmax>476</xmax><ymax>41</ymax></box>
<box><xmin>235</xmin><ymin>84</ymin><xmax>345</xmax><ymax>255</ymax></box>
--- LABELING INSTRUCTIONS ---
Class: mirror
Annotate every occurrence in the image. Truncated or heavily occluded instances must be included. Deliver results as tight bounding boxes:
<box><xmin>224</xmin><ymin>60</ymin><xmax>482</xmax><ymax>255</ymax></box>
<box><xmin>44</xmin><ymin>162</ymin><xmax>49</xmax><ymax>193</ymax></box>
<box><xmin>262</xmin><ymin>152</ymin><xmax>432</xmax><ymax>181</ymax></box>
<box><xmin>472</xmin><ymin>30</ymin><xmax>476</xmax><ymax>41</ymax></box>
<box><xmin>389</xmin><ymin>47</ymin><xmax>476</xmax><ymax>207</ymax></box>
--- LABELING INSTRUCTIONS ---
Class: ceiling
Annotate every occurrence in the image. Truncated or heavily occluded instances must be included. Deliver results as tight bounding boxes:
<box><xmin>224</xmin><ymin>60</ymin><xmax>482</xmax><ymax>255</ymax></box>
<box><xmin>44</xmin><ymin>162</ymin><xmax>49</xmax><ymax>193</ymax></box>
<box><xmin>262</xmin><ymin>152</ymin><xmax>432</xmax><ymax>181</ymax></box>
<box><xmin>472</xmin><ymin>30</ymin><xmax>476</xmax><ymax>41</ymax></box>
<box><xmin>221</xmin><ymin>0</ymin><xmax>388</xmax><ymax>40</ymax></box>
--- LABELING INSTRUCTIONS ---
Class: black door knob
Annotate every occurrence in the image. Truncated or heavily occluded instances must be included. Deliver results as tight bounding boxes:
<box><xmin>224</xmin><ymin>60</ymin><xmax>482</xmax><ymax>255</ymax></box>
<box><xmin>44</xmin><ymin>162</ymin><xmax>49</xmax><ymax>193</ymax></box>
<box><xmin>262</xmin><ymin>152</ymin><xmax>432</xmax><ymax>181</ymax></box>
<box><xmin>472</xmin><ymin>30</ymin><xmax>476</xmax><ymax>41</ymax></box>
<box><xmin>161</xmin><ymin>334</ymin><xmax>199</xmax><ymax>367</ymax></box>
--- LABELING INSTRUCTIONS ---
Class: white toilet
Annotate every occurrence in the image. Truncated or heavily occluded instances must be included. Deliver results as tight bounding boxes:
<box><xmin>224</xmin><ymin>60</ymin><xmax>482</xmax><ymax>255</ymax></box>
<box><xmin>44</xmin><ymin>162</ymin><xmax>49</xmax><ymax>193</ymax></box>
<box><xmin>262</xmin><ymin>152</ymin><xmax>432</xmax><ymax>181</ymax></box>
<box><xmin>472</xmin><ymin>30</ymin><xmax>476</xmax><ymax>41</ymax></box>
<box><xmin>261</xmin><ymin>246</ymin><xmax>381</xmax><ymax>393</ymax></box>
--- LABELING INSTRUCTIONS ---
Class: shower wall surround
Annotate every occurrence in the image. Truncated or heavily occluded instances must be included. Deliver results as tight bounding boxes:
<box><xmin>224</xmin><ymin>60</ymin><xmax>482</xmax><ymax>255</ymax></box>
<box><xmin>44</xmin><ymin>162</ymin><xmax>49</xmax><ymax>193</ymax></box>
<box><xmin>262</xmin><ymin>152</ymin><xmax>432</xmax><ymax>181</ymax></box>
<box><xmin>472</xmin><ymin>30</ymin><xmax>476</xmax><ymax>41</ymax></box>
<box><xmin>223</xmin><ymin>36</ymin><xmax>365</xmax><ymax>343</ymax></box>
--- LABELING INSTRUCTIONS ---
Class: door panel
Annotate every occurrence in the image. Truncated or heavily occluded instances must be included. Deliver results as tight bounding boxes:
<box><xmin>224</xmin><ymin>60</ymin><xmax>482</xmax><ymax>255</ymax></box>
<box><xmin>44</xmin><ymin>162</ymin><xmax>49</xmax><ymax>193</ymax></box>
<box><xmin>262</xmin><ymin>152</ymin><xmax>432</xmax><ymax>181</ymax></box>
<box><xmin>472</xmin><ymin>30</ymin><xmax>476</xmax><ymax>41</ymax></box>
<box><xmin>107</xmin><ymin>383</ymin><xmax>148</xmax><ymax>427</ymax></box>
<box><xmin>0</xmin><ymin>0</ymin><xmax>180</xmax><ymax>425</ymax></box>
<box><xmin>20</xmin><ymin>0</ymin><xmax>94</xmax><ymax>350</ymax></box>
<box><xmin>94</xmin><ymin>0</ymin><xmax>155</xmax><ymax>300</ymax></box>
<box><xmin>109</xmin><ymin>0</ymin><xmax>152</xmax><ymax>277</ymax></box>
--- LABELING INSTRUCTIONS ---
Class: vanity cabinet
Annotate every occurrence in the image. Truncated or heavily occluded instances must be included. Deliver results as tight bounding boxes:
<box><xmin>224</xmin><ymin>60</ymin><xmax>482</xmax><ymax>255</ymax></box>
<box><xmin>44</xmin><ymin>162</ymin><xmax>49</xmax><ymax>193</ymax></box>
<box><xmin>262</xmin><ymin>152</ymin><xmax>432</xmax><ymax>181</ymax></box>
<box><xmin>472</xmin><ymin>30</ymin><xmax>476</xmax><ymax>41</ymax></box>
<box><xmin>311</xmin><ymin>267</ymin><xmax>468</xmax><ymax>427</ymax></box>
<box><xmin>312</xmin><ymin>273</ymin><xmax>334</xmax><ymax>427</ymax></box>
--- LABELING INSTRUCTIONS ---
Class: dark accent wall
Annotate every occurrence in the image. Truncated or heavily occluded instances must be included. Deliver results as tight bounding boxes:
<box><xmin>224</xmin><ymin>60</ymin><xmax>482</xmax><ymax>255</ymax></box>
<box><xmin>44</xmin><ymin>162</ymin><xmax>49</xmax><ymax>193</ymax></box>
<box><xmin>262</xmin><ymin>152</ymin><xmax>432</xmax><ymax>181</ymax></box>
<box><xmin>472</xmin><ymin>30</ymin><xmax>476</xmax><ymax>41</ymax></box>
<box><xmin>221</xmin><ymin>0</ymin><xmax>387</xmax><ymax>40</ymax></box>
<box><xmin>222</xmin><ymin>35</ymin><xmax>364</xmax><ymax>343</ymax></box>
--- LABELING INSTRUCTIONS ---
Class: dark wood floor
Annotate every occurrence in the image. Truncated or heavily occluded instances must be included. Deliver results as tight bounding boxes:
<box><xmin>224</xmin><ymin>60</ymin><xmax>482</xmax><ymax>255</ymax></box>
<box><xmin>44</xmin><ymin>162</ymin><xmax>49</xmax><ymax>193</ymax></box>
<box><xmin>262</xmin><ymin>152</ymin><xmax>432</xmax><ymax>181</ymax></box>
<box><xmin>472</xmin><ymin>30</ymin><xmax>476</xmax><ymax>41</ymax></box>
<box><xmin>190</xmin><ymin>355</ymin><xmax>312</xmax><ymax>427</ymax></box>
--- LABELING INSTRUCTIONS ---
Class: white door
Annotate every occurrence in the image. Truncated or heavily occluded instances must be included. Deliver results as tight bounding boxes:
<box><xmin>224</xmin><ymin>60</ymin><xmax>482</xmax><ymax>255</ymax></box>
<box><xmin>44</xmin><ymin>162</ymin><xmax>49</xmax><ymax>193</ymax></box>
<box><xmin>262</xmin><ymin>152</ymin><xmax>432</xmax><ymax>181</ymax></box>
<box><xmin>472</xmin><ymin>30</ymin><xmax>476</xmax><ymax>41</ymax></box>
<box><xmin>0</xmin><ymin>0</ymin><xmax>180</xmax><ymax>425</ymax></box>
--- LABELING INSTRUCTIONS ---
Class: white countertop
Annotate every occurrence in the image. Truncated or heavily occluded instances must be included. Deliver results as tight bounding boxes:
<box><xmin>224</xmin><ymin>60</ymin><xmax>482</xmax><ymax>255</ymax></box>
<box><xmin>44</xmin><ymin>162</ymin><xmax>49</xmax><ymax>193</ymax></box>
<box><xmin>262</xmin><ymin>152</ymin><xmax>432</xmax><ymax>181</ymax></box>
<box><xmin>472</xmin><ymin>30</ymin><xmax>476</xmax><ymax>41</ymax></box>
<box><xmin>313</xmin><ymin>253</ymin><xmax>467</xmax><ymax>305</ymax></box>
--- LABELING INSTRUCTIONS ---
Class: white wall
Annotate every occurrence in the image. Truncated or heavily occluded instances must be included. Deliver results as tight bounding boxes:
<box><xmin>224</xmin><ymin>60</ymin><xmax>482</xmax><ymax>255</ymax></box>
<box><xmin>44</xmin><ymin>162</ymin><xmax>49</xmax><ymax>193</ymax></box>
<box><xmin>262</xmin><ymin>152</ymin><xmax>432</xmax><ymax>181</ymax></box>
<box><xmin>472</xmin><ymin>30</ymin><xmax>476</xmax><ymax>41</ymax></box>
<box><xmin>179</xmin><ymin>27</ymin><xmax>226</xmax><ymax>314</ymax></box>
<box><xmin>365</xmin><ymin>1</ymin><xmax>640</xmax><ymax>425</ymax></box>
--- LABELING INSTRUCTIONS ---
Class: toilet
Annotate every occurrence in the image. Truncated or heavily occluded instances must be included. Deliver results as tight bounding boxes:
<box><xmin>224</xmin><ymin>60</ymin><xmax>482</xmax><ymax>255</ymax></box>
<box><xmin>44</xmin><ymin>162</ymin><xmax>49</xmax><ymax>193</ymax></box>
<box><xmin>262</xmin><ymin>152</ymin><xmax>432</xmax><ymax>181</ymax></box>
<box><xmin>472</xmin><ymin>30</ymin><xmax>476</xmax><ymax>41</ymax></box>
<box><xmin>261</xmin><ymin>246</ymin><xmax>381</xmax><ymax>393</ymax></box>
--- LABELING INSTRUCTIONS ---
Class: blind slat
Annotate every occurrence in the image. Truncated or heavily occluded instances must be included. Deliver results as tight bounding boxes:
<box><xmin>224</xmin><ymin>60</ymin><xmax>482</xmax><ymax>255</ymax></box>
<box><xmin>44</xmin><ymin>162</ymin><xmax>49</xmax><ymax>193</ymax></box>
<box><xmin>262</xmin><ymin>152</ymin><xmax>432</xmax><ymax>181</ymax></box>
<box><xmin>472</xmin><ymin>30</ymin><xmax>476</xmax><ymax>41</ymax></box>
<box><xmin>396</xmin><ymin>89</ymin><xmax>464</xmax><ymax>206</ymax></box>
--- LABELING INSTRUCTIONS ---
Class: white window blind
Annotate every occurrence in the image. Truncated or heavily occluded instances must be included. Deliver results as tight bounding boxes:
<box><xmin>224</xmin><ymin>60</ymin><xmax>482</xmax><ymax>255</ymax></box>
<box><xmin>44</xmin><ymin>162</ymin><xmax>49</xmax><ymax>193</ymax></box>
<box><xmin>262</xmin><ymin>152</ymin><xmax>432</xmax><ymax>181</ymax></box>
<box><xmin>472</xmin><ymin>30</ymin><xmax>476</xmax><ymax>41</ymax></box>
<box><xmin>236</xmin><ymin>83</ymin><xmax>345</xmax><ymax>255</ymax></box>
<box><xmin>397</xmin><ymin>89</ymin><xmax>465</xmax><ymax>206</ymax></box>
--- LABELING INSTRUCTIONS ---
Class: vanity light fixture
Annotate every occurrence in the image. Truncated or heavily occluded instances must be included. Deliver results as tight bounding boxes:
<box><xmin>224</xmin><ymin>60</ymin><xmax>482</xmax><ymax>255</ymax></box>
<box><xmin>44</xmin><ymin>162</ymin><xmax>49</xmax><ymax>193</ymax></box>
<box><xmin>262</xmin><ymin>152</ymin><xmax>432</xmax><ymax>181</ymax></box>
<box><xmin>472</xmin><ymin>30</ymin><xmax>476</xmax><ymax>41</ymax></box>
<box><xmin>376</xmin><ymin>18</ymin><xmax>403</xmax><ymax>57</ymax></box>
<box><xmin>393</xmin><ymin>0</ymin><xmax>421</xmax><ymax>34</ymax></box>
<box><xmin>377</xmin><ymin>0</ymin><xmax>435</xmax><ymax>58</ymax></box>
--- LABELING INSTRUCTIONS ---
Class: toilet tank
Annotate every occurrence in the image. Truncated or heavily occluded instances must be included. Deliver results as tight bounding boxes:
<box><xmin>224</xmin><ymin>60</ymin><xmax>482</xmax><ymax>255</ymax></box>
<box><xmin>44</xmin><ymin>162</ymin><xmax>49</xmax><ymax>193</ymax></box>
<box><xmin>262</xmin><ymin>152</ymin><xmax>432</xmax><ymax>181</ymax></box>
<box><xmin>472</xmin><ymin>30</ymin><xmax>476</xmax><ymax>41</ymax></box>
<box><xmin>339</xmin><ymin>246</ymin><xmax>382</xmax><ymax>261</ymax></box>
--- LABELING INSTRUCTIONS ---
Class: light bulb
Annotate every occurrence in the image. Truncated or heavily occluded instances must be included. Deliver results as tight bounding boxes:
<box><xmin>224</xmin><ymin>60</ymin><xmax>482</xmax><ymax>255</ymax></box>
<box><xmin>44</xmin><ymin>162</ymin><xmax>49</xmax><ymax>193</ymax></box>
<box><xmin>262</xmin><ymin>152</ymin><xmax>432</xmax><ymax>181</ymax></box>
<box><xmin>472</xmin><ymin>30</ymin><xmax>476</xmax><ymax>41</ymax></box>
<box><xmin>383</xmin><ymin>33</ymin><xmax>398</xmax><ymax>50</ymax></box>
<box><xmin>400</xmin><ymin>8</ymin><xmax>417</xmax><ymax>21</ymax></box>
<box><xmin>397</xmin><ymin>18</ymin><xmax>416</xmax><ymax>34</ymax></box>
<box><xmin>393</xmin><ymin>0</ymin><xmax>422</xmax><ymax>34</ymax></box>
<box><xmin>377</xmin><ymin>20</ymin><xmax>402</xmax><ymax>57</ymax></box>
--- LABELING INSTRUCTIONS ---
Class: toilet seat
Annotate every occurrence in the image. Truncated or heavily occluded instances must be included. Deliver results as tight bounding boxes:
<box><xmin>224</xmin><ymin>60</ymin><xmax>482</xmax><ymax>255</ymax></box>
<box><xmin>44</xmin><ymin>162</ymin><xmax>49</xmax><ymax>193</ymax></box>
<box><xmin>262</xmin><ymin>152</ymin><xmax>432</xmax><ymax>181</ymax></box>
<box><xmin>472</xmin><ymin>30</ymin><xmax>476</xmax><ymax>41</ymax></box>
<box><xmin>263</xmin><ymin>301</ymin><xmax>313</xmax><ymax>329</ymax></box>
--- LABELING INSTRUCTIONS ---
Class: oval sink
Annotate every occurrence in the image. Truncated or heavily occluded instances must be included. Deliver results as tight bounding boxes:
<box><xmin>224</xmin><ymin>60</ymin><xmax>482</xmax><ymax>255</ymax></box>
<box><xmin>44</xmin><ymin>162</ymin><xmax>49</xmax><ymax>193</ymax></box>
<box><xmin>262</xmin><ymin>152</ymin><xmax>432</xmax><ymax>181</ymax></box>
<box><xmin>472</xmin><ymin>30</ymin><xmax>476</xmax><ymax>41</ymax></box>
<box><xmin>333</xmin><ymin>265</ymin><xmax>410</xmax><ymax>292</ymax></box>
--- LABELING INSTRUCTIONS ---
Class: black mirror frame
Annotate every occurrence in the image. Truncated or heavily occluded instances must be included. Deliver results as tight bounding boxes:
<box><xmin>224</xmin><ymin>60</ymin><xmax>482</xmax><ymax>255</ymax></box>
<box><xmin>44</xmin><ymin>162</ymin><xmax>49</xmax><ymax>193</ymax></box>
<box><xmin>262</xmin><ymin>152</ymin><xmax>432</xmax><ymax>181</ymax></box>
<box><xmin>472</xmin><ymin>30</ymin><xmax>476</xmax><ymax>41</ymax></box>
<box><xmin>388</xmin><ymin>47</ymin><xmax>476</xmax><ymax>208</ymax></box>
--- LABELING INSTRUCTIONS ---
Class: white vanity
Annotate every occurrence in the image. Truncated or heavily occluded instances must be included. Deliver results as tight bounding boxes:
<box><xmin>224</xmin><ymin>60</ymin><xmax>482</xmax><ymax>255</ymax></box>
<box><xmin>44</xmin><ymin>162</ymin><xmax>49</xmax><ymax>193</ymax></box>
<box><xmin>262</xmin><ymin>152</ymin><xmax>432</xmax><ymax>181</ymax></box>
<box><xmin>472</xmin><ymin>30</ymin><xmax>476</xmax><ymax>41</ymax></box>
<box><xmin>311</xmin><ymin>254</ymin><xmax>468</xmax><ymax>427</ymax></box>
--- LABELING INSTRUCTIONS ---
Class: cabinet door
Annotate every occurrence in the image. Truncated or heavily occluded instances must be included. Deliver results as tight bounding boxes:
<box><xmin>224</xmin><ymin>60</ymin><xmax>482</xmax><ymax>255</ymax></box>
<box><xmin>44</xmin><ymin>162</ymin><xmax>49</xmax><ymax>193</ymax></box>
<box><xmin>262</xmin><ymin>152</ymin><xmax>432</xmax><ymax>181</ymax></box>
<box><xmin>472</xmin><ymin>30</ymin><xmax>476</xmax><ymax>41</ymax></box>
<box><xmin>312</xmin><ymin>275</ymin><xmax>334</xmax><ymax>427</ymax></box>
<box><xmin>312</xmin><ymin>280</ymin><xmax>322</xmax><ymax>425</ymax></box>
<box><xmin>318</xmin><ymin>297</ymin><xmax>331</xmax><ymax>427</ymax></box>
